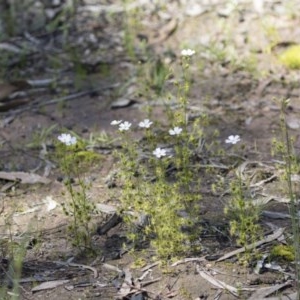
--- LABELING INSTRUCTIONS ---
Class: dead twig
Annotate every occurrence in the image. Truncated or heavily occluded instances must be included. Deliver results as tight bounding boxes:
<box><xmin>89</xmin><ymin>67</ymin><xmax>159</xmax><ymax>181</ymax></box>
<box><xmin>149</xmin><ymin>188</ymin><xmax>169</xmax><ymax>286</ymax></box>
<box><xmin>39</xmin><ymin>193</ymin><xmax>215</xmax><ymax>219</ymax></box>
<box><xmin>141</xmin><ymin>262</ymin><xmax>159</xmax><ymax>272</ymax></box>
<box><xmin>171</xmin><ymin>257</ymin><xmax>207</xmax><ymax>267</ymax></box>
<box><xmin>197</xmin><ymin>266</ymin><xmax>258</xmax><ymax>297</ymax></box>
<box><xmin>102</xmin><ymin>263</ymin><xmax>123</xmax><ymax>274</ymax></box>
<box><xmin>140</xmin><ymin>277</ymin><xmax>162</xmax><ymax>288</ymax></box>
<box><xmin>217</xmin><ymin>227</ymin><xmax>285</xmax><ymax>262</ymax></box>
<box><xmin>55</xmin><ymin>258</ymin><xmax>98</xmax><ymax>279</ymax></box>
<box><xmin>248</xmin><ymin>281</ymin><xmax>292</xmax><ymax>300</ymax></box>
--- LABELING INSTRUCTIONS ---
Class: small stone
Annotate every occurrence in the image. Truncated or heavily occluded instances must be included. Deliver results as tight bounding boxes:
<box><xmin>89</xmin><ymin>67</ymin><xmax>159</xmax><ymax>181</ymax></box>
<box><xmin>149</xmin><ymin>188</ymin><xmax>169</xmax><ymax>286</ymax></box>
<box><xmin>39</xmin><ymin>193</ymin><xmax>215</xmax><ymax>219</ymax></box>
<box><xmin>286</xmin><ymin>116</ymin><xmax>300</xmax><ymax>129</ymax></box>
<box><xmin>185</xmin><ymin>3</ymin><xmax>206</xmax><ymax>17</ymax></box>
<box><xmin>110</xmin><ymin>98</ymin><xmax>137</xmax><ymax>109</ymax></box>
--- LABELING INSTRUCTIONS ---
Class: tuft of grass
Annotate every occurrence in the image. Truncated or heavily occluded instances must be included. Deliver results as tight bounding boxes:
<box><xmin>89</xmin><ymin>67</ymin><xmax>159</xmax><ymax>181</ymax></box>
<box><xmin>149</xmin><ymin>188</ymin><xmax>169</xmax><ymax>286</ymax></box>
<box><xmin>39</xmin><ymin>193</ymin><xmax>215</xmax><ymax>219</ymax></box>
<box><xmin>26</xmin><ymin>124</ymin><xmax>58</xmax><ymax>149</ymax></box>
<box><xmin>0</xmin><ymin>209</ymin><xmax>34</xmax><ymax>300</ymax></box>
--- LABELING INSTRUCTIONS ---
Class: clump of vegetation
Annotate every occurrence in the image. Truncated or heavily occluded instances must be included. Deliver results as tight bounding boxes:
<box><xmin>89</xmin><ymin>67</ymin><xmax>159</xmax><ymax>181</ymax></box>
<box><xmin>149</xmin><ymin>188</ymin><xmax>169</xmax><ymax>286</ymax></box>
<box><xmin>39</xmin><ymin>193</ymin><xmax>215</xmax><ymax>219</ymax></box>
<box><xmin>224</xmin><ymin>171</ymin><xmax>262</xmax><ymax>265</ymax></box>
<box><xmin>279</xmin><ymin>45</ymin><xmax>300</xmax><ymax>69</ymax></box>
<box><xmin>271</xmin><ymin>244</ymin><xmax>295</xmax><ymax>262</ymax></box>
<box><xmin>109</xmin><ymin>51</ymin><xmax>204</xmax><ymax>259</ymax></box>
<box><xmin>109</xmin><ymin>51</ymin><xmax>261</xmax><ymax>261</ymax></box>
<box><xmin>51</xmin><ymin>49</ymin><xmax>264</xmax><ymax>264</ymax></box>
<box><xmin>272</xmin><ymin>99</ymin><xmax>300</xmax><ymax>292</ymax></box>
<box><xmin>55</xmin><ymin>133</ymin><xmax>102</xmax><ymax>252</ymax></box>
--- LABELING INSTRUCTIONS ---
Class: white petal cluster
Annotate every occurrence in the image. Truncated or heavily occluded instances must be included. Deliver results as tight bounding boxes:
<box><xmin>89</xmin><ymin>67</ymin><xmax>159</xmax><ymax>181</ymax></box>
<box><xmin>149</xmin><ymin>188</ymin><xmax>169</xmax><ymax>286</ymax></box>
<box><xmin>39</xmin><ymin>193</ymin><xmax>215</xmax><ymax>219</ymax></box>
<box><xmin>111</xmin><ymin>120</ymin><xmax>122</xmax><ymax>125</ymax></box>
<box><xmin>119</xmin><ymin>121</ymin><xmax>132</xmax><ymax>131</ymax></box>
<box><xmin>225</xmin><ymin>135</ymin><xmax>241</xmax><ymax>144</ymax></box>
<box><xmin>58</xmin><ymin>133</ymin><xmax>77</xmax><ymax>146</ymax></box>
<box><xmin>139</xmin><ymin>119</ymin><xmax>153</xmax><ymax>129</ymax></box>
<box><xmin>153</xmin><ymin>148</ymin><xmax>167</xmax><ymax>158</ymax></box>
<box><xmin>169</xmin><ymin>127</ymin><xmax>183</xmax><ymax>136</ymax></box>
<box><xmin>181</xmin><ymin>49</ymin><xmax>196</xmax><ymax>57</ymax></box>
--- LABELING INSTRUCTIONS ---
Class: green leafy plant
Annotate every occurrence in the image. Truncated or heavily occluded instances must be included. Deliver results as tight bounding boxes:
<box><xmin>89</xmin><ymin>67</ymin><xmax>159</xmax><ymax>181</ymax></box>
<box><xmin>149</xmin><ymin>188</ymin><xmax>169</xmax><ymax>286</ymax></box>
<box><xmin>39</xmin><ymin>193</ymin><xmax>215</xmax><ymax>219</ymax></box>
<box><xmin>224</xmin><ymin>171</ymin><xmax>262</xmax><ymax>265</ymax></box>
<box><xmin>113</xmin><ymin>120</ymin><xmax>201</xmax><ymax>259</ymax></box>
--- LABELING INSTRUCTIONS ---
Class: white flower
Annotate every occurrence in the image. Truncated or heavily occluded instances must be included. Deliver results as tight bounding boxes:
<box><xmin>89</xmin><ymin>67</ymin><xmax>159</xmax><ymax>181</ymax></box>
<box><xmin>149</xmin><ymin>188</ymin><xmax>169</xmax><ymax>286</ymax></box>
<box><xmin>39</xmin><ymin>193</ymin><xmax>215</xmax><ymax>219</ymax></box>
<box><xmin>225</xmin><ymin>135</ymin><xmax>241</xmax><ymax>144</ymax></box>
<box><xmin>181</xmin><ymin>49</ymin><xmax>196</xmax><ymax>57</ymax></box>
<box><xmin>58</xmin><ymin>133</ymin><xmax>77</xmax><ymax>146</ymax></box>
<box><xmin>139</xmin><ymin>119</ymin><xmax>153</xmax><ymax>128</ymax></box>
<box><xmin>119</xmin><ymin>121</ymin><xmax>132</xmax><ymax>131</ymax></box>
<box><xmin>169</xmin><ymin>127</ymin><xmax>183</xmax><ymax>136</ymax></box>
<box><xmin>153</xmin><ymin>147</ymin><xmax>167</xmax><ymax>158</ymax></box>
<box><xmin>111</xmin><ymin>120</ymin><xmax>122</xmax><ymax>125</ymax></box>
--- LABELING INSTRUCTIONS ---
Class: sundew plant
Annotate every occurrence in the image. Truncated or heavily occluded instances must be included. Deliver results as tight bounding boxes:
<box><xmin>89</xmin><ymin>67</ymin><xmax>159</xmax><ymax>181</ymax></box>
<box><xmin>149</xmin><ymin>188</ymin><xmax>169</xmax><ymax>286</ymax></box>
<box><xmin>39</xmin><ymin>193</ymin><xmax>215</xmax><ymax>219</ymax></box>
<box><xmin>56</xmin><ymin>133</ymin><xmax>101</xmax><ymax>252</ymax></box>
<box><xmin>110</xmin><ymin>49</ymin><xmax>209</xmax><ymax>259</ymax></box>
<box><xmin>110</xmin><ymin>44</ymin><xmax>260</xmax><ymax>261</ymax></box>
<box><xmin>112</xmin><ymin>119</ymin><xmax>201</xmax><ymax>259</ymax></box>
<box><xmin>112</xmin><ymin>126</ymin><xmax>244</xmax><ymax>260</ymax></box>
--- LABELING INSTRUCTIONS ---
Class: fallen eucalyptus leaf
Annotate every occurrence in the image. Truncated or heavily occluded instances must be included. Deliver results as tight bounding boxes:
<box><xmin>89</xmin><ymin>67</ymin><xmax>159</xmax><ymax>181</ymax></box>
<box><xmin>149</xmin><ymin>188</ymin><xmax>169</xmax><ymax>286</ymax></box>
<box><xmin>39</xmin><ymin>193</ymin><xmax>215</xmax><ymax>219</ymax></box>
<box><xmin>32</xmin><ymin>280</ymin><xmax>69</xmax><ymax>292</ymax></box>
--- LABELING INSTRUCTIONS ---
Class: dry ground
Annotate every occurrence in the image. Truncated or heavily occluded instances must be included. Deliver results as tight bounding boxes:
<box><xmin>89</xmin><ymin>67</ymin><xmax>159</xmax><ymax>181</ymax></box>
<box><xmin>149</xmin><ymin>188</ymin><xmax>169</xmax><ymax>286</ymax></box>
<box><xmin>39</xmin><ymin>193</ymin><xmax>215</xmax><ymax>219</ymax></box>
<box><xmin>1</xmin><ymin>1</ymin><xmax>300</xmax><ymax>299</ymax></box>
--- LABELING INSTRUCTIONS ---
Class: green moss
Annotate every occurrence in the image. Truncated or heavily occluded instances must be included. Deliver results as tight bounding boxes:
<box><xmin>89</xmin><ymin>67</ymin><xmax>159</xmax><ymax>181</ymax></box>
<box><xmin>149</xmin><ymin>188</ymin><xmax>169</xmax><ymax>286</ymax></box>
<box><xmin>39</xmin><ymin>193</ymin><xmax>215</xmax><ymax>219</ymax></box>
<box><xmin>279</xmin><ymin>45</ymin><xmax>300</xmax><ymax>69</ymax></box>
<box><xmin>271</xmin><ymin>244</ymin><xmax>294</xmax><ymax>262</ymax></box>
<box><xmin>75</xmin><ymin>150</ymin><xmax>103</xmax><ymax>164</ymax></box>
